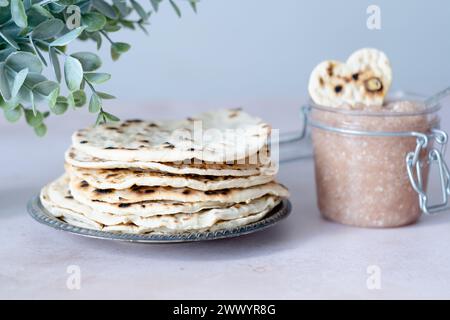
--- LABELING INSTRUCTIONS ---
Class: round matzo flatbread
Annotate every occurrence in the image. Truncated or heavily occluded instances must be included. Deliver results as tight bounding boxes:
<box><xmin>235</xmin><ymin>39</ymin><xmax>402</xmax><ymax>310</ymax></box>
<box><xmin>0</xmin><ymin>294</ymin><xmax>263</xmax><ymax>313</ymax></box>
<box><xmin>48</xmin><ymin>175</ymin><xmax>233</xmax><ymax>217</ymax></box>
<box><xmin>66</xmin><ymin>164</ymin><xmax>275</xmax><ymax>191</ymax></box>
<box><xmin>65</xmin><ymin>147</ymin><xmax>276</xmax><ymax>177</ymax></box>
<box><xmin>72</xmin><ymin>109</ymin><xmax>271</xmax><ymax>163</ymax></box>
<box><xmin>308</xmin><ymin>48</ymin><xmax>392</xmax><ymax>108</ymax></box>
<box><xmin>103</xmin><ymin>208</ymin><xmax>273</xmax><ymax>234</ymax></box>
<box><xmin>69</xmin><ymin>175</ymin><xmax>290</xmax><ymax>204</ymax></box>
<box><xmin>40</xmin><ymin>176</ymin><xmax>281</xmax><ymax>233</ymax></box>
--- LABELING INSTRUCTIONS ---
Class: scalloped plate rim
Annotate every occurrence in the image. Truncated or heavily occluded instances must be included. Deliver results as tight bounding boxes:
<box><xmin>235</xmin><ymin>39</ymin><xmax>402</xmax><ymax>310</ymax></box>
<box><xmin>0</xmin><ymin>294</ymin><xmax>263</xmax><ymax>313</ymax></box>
<box><xmin>27</xmin><ymin>195</ymin><xmax>292</xmax><ymax>244</ymax></box>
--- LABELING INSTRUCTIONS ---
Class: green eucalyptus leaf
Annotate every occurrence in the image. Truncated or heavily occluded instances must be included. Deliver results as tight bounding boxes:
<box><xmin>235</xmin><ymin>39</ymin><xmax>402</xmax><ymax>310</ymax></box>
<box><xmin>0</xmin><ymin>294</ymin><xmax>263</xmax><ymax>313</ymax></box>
<box><xmin>30</xmin><ymin>4</ymin><xmax>54</xmax><ymax>20</ymax></box>
<box><xmin>120</xmin><ymin>20</ymin><xmax>135</xmax><ymax>30</ymax></box>
<box><xmin>32</xmin><ymin>18</ymin><xmax>64</xmax><ymax>40</ymax></box>
<box><xmin>150</xmin><ymin>0</ymin><xmax>161</xmax><ymax>12</ymax></box>
<box><xmin>0</xmin><ymin>6</ymin><xmax>11</xmax><ymax>24</ymax></box>
<box><xmin>82</xmin><ymin>12</ymin><xmax>107</xmax><ymax>32</ymax></box>
<box><xmin>24</xmin><ymin>108</ymin><xmax>43</xmax><ymax>127</ymax></box>
<box><xmin>78</xmin><ymin>32</ymin><xmax>89</xmax><ymax>41</ymax></box>
<box><xmin>29</xmin><ymin>37</ymin><xmax>47</xmax><ymax>66</ymax></box>
<box><xmin>89</xmin><ymin>32</ymin><xmax>103</xmax><ymax>50</ymax></box>
<box><xmin>0</xmin><ymin>95</ymin><xmax>6</xmax><ymax>109</ymax></box>
<box><xmin>47</xmin><ymin>87</ymin><xmax>59</xmax><ymax>109</ymax></box>
<box><xmin>33</xmin><ymin>40</ymin><xmax>49</xmax><ymax>52</ymax></box>
<box><xmin>48</xmin><ymin>2</ymin><xmax>65</xmax><ymax>13</ymax></box>
<box><xmin>1</xmin><ymin>97</ymin><xmax>20</xmax><ymax>111</ymax></box>
<box><xmin>4</xmin><ymin>105</ymin><xmax>22</xmax><ymax>123</ymax></box>
<box><xmin>11</xmin><ymin>0</ymin><xmax>28</xmax><ymax>28</ymax></box>
<box><xmin>0</xmin><ymin>48</ymin><xmax>15</xmax><ymax>61</ymax></box>
<box><xmin>190</xmin><ymin>0</ymin><xmax>198</xmax><ymax>13</ymax></box>
<box><xmin>130</xmin><ymin>0</ymin><xmax>148</xmax><ymax>20</ymax></box>
<box><xmin>78</xmin><ymin>1</ymin><xmax>91</xmax><ymax>13</ymax></box>
<box><xmin>0</xmin><ymin>0</ymin><xmax>9</xmax><ymax>7</ymax></box>
<box><xmin>70</xmin><ymin>52</ymin><xmax>101</xmax><ymax>72</ymax></box>
<box><xmin>111</xmin><ymin>42</ymin><xmax>130</xmax><ymax>60</ymax></box>
<box><xmin>34</xmin><ymin>123</ymin><xmax>47</xmax><ymax>136</ymax></box>
<box><xmin>103</xmin><ymin>22</ymin><xmax>121</xmax><ymax>32</ymax></box>
<box><xmin>96</xmin><ymin>91</ymin><xmax>116</xmax><ymax>99</ymax></box>
<box><xmin>6</xmin><ymin>51</ymin><xmax>43</xmax><ymax>73</ymax></box>
<box><xmin>33</xmin><ymin>80</ymin><xmax>59</xmax><ymax>97</ymax></box>
<box><xmin>169</xmin><ymin>0</ymin><xmax>181</xmax><ymax>18</ymax></box>
<box><xmin>49</xmin><ymin>47</ymin><xmax>61</xmax><ymax>82</ymax></box>
<box><xmin>0</xmin><ymin>30</ymin><xmax>20</xmax><ymax>49</ymax></box>
<box><xmin>72</xmin><ymin>90</ymin><xmax>87</xmax><ymax>107</ymax></box>
<box><xmin>64</xmin><ymin>56</ymin><xmax>83</xmax><ymax>91</ymax></box>
<box><xmin>18</xmin><ymin>42</ymin><xmax>34</xmax><ymax>54</ymax></box>
<box><xmin>113</xmin><ymin>42</ymin><xmax>131</xmax><ymax>53</ymax></box>
<box><xmin>113</xmin><ymin>0</ymin><xmax>128</xmax><ymax>16</ymax></box>
<box><xmin>84</xmin><ymin>72</ymin><xmax>111</xmax><ymax>84</ymax></box>
<box><xmin>95</xmin><ymin>111</ymin><xmax>106</xmax><ymax>125</ymax></box>
<box><xmin>51</xmin><ymin>96</ymin><xmax>69</xmax><ymax>115</ymax></box>
<box><xmin>110</xmin><ymin>46</ymin><xmax>120</xmax><ymax>61</ymax></box>
<box><xmin>2</xmin><ymin>19</ymin><xmax>22</xmax><ymax>34</ymax></box>
<box><xmin>17</xmin><ymin>85</ymin><xmax>31</xmax><ymax>103</ymax></box>
<box><xmin>103</xmin><ymin>111</ymin><xmax>120</xmax><ymax>122</ymax></box>
<box><xmin>58</xmin><ymin>0</ymin><xmax>79</xmax><ymax>6</ymax></box>
<box><xmin>89</xmin><ymin>92</ymin><xmax>101</xmax><ymax>113</ymax></box>
<box><xmin>66</xmin><ymin>90</ymin><xmax>75</xmax><ymax>107</ymax></box>
<box><xmin>11</xmin><ymin>68</ymin><xmax>28</xmax><ymax>98</ymax></box>
<box><xmin>0</xmin><ymin>62</ymin><xmax>12</xmax><ymax>100</ymax></box>
<box><xmin>19</xmin><ymin>26</ymin><xmax>32</xmax><ymax>37</ymax></box>
<box><xmin>49</xmin><ymin>26</ymin><xmax>86</xmax><ymax>47</ymax></box>
<box><xmin>24</xmin><ymin>72</ymin><xmax>47</xmax><ymax>88</ymax></box>
<box><xmin>92</xmin><ymin>0</ymin><xmax>118</xmax><ymax>19</ymax></box>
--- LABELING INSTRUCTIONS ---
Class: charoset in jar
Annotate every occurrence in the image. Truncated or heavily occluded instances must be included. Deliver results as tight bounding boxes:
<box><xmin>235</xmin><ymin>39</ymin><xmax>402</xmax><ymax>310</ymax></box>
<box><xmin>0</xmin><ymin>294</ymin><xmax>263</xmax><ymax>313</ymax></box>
<box><xmin>309</xmin><ymin>100</ymin><xmax>441</xmax><ymax>228</ymax></box>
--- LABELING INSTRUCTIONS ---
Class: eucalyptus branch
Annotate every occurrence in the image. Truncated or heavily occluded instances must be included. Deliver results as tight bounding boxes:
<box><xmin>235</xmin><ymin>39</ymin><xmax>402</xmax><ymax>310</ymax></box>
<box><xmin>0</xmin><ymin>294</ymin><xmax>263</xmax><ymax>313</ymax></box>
<box><xmin>0</xmin><ymin>0</ymin><xmax>198</xmax><ymax>136</ymax></box>
<box><xmin>100</xmin><ymin>30</ymin><xmax>114</xmax><ymax>44</ymax></box>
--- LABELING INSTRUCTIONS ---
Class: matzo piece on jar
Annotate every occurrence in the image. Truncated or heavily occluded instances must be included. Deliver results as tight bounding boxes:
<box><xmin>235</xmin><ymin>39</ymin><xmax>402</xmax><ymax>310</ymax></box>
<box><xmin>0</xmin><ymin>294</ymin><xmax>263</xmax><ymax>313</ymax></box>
<box><xmin>310</xmin><ymin>100</ymin><xmax>440</xmax><ymax>228</ymax></box>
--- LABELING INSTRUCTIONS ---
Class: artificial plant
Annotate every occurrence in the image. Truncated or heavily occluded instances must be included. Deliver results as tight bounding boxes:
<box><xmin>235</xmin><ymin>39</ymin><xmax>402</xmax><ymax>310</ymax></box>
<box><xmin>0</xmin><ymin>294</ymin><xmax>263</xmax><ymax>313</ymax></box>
<box><xmin>0</xmin><ymin>0</ymin><xmax>197</xmax><ymax>136</ymax></box>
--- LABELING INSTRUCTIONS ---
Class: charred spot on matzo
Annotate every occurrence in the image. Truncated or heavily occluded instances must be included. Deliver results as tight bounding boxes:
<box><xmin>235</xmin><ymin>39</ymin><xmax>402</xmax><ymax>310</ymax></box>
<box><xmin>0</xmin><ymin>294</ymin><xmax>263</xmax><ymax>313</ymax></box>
<box><xmin>204</xmin><ymin>189</ymin><xmax>230</xmax><ymax>195</ymax></box>
<box><xmin>326</xmin><ymin>62</ymin><xmax>335</xmax><ymax>77</ymax></box>
<box><xmin>130</xmin><ymin>185</ymin><xmax>141</xmax><ymax>191</ymax></box>
<box><xmin>319</xmin><ymin>77</ymin><xmax>325</xmax><ymax>87</ymax></box>
<box><xmin>163</xmin><ymin>142</ymin><xmax>175</xmax><ymax>149</ymax></box>
<box><xmin>79</xmin><ymin>180</ymin><xmax>89</xmax><ymax>188</ymax></box>
<box><xmin>94</xmin><ymin>188</ymin><xmax>115</xmax><ymax>194</ymax></box>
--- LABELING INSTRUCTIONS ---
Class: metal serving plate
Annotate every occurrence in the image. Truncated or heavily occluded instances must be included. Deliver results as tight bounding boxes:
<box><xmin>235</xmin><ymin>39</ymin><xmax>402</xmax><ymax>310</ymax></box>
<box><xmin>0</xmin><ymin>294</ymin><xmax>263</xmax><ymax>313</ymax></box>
<box><xmin>27</xmin><ymin>195</ymin><xmax>291</xmax><ymax>243</ymax></box>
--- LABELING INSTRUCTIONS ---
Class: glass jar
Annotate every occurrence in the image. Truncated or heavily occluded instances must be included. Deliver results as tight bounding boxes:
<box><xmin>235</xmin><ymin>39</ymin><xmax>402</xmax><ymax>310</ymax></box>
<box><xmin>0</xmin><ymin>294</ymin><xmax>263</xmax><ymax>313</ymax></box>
<box><xmin>303</xmin><ymin>97</ymin><xmax>448</xmax><ymax>228</ymax></box>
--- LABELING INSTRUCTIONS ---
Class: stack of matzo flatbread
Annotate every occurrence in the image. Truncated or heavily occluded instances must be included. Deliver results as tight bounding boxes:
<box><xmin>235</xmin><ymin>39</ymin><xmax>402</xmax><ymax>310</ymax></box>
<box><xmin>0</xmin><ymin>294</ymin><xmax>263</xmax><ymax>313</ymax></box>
<box><xmin>40</xmin><ymin>109</ymin><xmax>289</xmax><ymax>234</ymax></box>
